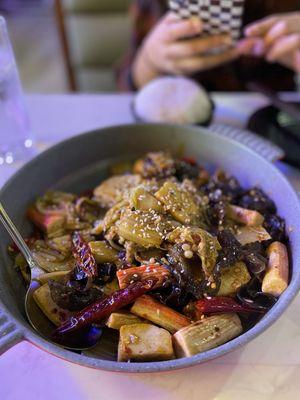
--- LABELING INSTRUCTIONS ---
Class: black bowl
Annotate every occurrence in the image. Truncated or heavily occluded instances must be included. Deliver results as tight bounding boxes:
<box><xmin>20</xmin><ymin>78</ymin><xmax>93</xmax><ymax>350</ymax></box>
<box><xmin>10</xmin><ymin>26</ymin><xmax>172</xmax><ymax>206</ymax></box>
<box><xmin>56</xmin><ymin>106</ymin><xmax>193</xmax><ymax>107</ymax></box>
<box><xmin>248</xmin><ymin>103</ymin><xmax>300</xmax><ymax>168</ymax></box>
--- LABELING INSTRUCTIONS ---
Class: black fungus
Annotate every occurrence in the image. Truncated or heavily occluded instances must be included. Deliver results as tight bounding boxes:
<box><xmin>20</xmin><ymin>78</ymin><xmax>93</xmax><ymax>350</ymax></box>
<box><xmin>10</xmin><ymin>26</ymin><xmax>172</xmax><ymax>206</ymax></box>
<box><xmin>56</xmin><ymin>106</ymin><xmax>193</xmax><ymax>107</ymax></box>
<box><xmin>201</xmin><ymin>173</ymin><xmax>243</xmax><ymax>229</ymax></box>
<box><xmin>211</xmin><ymin>232</ymin><xmax>268</xmax><ymax>295</ymax></box>
<box><xmin>242</xmin><ymin>242</ymin><xmax>268</xmax><ymax>276</ymax></box>
<box><xmin>215</xmin><ymin>230</ymin><xmax>243</xmax><ymax>272</ymax></box>
<box><xmin>238</xmin><ymin>188</ymin><xmax>276</xmax><ymax>214</ymax></box>
<box><xmin>72</xmin><ymin>265</ymin><xmax>87</xmax><ymax>281</ymax></box>
<box><xmin>175</xmin><ymin>160</ymin><xmax>200</xmax><ymax>181</ymax></box>
<box><xmin>49</xmin><ymin>280</ymin><xmax>103</xmax><ymax>311</ymax></box>
<box><xmin>263</xmin><ymin>214</ymin><xmax>287</xmax><ymax>243</ymax></box>
<box><xmin>202</xmin><ymin>173</ymin><xmax>243</xmax><ymax>203</ymax></box>
<box><xmin>206</xmin><ymin>201</ymin><xmax>228</xmax><ymax>230</ymax></box>
<box><xmin>237</xmin><ymin>277</ymin><xmax>277</xmax><ymax>310</ymax></box>
<box><xmin>156</xmin><ymin>245</ymin><xmax>205</xmax><ymax>306</ymax></box>
<box><xmin>96</xmin><ymin>263</ymin><xmax>117</xmax><ymax>285</ymax></box>
<box><xmin>153</xmin><ymin>283</ymin><xmax>190</xmax><ymax>310</ymax></box>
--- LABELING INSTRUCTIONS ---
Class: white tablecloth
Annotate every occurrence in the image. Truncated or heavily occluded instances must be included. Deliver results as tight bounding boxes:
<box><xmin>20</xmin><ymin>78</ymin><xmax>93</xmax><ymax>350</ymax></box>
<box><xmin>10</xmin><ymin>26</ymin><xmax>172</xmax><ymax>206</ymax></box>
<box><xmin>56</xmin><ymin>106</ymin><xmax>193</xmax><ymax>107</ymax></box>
<box><xmin>1</xmin><ymin>93</ymin><xmax>300</xmax><ymax>400</ymax></box>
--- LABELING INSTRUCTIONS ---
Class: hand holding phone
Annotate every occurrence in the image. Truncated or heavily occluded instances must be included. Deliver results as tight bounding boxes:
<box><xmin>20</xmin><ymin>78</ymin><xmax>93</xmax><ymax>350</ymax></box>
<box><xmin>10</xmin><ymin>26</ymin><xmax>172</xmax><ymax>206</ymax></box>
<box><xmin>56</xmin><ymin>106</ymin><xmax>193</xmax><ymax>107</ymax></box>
<box><xmin>169</xmin><ymin>0</ymin><xmax>245</xmax><ymax>41</ymax></box>
<box><xmin>132</xmin><ymin>12</ymin><xmax>238</xmax><ymax>88</ymax></box>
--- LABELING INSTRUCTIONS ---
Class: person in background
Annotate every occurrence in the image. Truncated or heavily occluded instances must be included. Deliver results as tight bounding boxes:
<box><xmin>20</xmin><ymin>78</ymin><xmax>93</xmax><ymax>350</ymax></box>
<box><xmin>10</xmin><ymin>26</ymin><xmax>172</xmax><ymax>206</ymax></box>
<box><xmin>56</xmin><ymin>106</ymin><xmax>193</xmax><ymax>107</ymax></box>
<box><xmin>117</xmin><ymin>0</ymin><xmax>300</xmax><ymax>92</ymax></box>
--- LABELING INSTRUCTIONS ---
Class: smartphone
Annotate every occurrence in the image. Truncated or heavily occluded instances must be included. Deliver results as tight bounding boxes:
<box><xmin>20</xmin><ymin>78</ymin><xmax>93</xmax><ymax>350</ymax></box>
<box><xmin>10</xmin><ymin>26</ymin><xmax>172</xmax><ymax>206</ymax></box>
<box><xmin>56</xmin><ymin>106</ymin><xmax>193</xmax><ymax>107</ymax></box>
<box><xmin>168</xmin><ymin>0</ymin><xmax>245</xmax><ymax>41</ymax></box>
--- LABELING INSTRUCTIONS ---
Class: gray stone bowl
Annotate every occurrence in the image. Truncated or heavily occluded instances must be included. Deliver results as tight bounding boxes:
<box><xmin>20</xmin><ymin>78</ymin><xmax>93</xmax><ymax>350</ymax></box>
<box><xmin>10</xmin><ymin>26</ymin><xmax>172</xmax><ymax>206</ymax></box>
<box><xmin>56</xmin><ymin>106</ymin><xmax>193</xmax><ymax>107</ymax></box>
<box><xmin>0</xmin><ymin>124</ymin><xmax>299</xmax><ymax>373</ymax></box>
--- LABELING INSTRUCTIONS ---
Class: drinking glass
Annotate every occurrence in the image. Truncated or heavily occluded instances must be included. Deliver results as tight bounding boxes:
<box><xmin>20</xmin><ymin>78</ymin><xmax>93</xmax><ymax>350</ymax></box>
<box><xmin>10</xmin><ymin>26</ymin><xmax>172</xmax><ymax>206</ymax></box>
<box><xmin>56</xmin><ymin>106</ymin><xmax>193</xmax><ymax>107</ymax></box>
<box><xmin>0</xmin><ymin>16</ymin><xmax>34</xmax><ymax>165</ymax></box>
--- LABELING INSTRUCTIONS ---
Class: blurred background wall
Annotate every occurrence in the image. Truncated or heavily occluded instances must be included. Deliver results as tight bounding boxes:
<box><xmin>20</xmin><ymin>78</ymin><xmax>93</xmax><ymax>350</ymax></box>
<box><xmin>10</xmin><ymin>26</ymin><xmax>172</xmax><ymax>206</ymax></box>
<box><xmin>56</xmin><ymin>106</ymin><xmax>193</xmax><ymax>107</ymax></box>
<box><xmin>0</xmin><ymin>0</ymin><xmax>132</xmax><ymax>93</ymax></box>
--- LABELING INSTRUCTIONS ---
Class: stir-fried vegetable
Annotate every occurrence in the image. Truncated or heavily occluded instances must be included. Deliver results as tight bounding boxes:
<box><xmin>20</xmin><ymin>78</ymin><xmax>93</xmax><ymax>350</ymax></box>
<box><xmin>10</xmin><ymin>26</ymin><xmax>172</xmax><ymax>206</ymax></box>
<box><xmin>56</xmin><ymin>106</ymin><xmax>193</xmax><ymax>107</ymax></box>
<box><xmin>88</xmin><ymin>241</ymin><xmax>119</xmax><ymax>264</ymax></box>
<box><xmin>173</xmin><ymin>313</ymin><xmax>242</xmax><ymax>357</ymax></box>
<box><xmin>131</xmin><ymin>186</ymin><xmax>164</xmax><ymax>213</ymax></box>
<box><xmin>12</xmin><ymin>151</ymin><xmax>289</xmax><ymax>362</ymax></box>
<box><xmin>155</xmin><ymin>181</ymin><xmax>200</xmax><ymax>224</ymax></box>
<box><xmin>262</xmin><ymin>242</ymin><xmax>289</xmax><ymax>296</ymax></box>
<box><xmin>167</xmin><ymin>226</ymin><xmax>221</xmax><ymax>278</ymax></box>
<box><xmin>53</xmin><ymin>280</ymin><xmax>156</xmax><ymax>336</ymax></box>
<box><xmin>94</xmin><ymin>175</ymin><xmax>142</xmax><ymax>207</ymax></box>
<box><xmin>31</xmin><ymin>240</ymin><xmax>76</xmax><ymax>272</ymax></box>
<box><xmin>106</xmin><ymin>311</ymin><xmax>145</xmax><ymax>330</ymax></box>
<box><xmin>235</xmin><ymin>226</ymin><xmax>271</xmax><ymax>245</ymax></box>
<box><xmin>218</xmin><ymin>261</ymin><xmax>251</xmax><ymax>297</ymax></box>
<box><xmin>130</xmin><ymin>295</ymin><xmax>191</xmax><ymax>333</ymax></box>
<box><xmin>133</xmin><ymin>152</ymin><xmax>175</xmax><ymax>179</ymax></box>
<box><xmin>227</xmin><ymin>205</ymin><xmax>264</xmax><ymax>227</ymax></box>
<box><xmin>116</xmin><ymin>209</ymin><xmax>168</xmax><ymax>248</ymax></box>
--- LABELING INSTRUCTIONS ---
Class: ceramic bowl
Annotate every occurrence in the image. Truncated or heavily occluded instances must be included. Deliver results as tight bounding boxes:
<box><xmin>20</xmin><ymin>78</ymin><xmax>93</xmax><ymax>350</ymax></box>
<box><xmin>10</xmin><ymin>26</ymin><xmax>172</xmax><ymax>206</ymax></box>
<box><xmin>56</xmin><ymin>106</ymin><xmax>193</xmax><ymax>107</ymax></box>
<box><xmin>0</xmin><ymin>124</ymin><xmax>299</xmax><ymax>372</ymax></box>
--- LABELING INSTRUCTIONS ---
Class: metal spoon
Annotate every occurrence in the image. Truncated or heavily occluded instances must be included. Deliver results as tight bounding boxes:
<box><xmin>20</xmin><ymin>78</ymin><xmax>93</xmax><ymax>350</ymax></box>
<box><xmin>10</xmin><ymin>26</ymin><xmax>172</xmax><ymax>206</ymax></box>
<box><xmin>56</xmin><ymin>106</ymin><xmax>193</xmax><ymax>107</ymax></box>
<box><xmin>0</xmin><ymin>203</ymin><xmax>102</xmax><ymax>350</ymax></box>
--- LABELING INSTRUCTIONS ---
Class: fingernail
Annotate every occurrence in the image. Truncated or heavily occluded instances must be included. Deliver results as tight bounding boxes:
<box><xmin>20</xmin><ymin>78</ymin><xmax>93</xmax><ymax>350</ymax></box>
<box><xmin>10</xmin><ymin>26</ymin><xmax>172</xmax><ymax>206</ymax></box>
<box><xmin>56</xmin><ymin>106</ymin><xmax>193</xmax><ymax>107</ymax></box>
<box><xmin>244</xmin><ymin>26</ymin><xmax>254</xmax><ymax>37</ymax></box>
<box><xmin>223</xmin><ymin>35</ymin><xmax>233</xmax><ymax>45</ymax></box>
<box><xmin>253</xmin><ymin>41</ymin><xmax>265</xmax><ymax>56</ymax></box>
<box><xmin>236</xmin><ymin>41</ymin><xmax>246</xmax><ymax>53</ymax></box>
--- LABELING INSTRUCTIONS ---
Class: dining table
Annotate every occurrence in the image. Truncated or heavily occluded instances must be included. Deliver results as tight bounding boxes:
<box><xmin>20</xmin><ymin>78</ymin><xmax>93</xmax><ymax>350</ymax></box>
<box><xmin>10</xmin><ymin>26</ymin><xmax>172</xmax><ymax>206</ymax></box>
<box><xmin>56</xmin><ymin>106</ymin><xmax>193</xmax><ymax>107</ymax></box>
<box><xmin>1</xmin><ymin>92</ymin><xmax>300</xmax><ymax>400</ymax></box>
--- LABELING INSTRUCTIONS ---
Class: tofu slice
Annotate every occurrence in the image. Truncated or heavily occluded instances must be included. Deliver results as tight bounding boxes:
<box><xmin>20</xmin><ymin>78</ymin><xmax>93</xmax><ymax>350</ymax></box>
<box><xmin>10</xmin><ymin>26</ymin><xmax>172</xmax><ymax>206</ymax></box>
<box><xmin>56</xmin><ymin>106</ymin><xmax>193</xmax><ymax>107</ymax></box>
<box><xmin>106</xmin><ymin>311</ymin><xmax>145</xmax><ymax>330</ymax></box>
<box><xmin>131</xmin><ymin>295</ymin><xmax>191</xmax><ymax>333</ymax></box>
<box><xmin>33</xmin><ymin>283</ymin><xmax>73</xmax><ymax>326</ymax></box>
<box><xmin>118</xmin><ymin>323</ymin><xmax>174</xmax><ymax>362</ymax></box>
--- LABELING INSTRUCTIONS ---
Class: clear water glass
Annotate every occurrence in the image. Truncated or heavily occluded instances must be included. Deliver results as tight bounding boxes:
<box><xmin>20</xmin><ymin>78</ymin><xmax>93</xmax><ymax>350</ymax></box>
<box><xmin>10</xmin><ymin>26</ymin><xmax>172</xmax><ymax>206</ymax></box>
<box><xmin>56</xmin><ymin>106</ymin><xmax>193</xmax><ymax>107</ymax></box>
<box><xmin>0</xmin><ymin>16</ymin><xmax>34</xmax><ymax>165</ymax></box>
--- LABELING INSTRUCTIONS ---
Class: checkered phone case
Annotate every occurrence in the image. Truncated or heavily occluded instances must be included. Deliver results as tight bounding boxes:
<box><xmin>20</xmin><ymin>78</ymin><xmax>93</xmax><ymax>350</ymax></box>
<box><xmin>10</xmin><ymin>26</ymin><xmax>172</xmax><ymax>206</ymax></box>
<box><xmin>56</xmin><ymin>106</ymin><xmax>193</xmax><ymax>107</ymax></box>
<box><xmin>169</xmin><ymin>0</ymin><xmax>245</xmax><ymax>40</ymax></box>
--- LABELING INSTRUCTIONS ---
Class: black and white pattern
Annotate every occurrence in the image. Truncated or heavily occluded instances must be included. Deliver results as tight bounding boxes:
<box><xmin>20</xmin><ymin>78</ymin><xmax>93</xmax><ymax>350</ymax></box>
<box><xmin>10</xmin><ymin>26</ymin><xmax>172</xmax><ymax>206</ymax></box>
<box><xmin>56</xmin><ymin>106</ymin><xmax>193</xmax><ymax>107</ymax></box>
<box><xmin>169</xmin><ymin>0</ymin><xmax>245</xmax><ymax>40</ymax></box>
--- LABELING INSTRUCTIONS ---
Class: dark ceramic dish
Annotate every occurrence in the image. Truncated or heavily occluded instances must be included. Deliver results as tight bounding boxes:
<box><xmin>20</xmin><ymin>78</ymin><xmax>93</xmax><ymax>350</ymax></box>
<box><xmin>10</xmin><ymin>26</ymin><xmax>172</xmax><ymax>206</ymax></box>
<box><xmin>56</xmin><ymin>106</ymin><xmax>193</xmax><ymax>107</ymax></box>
<box><xmin>248</xmin><ymin>103</ymin><xmax>300</xmax><ymax>168</ymax></box>
<box><xmin>0</xmin><ymin>124</ymin><xmax>300</xmax><ymax>373</ymax></box>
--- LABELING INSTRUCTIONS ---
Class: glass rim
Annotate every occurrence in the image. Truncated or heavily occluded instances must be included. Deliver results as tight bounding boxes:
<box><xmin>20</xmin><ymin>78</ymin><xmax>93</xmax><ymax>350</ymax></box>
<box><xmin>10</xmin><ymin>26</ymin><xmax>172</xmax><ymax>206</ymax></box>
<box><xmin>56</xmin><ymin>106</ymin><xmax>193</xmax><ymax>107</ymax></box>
<box><xmin>0</xmin><ymin>15</ymin><xmax>12</xmax><ymax>50</ymax></box>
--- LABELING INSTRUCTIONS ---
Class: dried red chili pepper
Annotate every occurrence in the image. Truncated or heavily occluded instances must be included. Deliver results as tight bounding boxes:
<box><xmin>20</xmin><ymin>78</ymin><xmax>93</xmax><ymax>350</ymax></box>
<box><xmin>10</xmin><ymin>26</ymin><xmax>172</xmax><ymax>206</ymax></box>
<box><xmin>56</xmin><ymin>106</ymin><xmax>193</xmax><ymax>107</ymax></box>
<box><xmin>72</xmin><ymin>231</ymin><xmax>97</xmax><ymax>279</ymax></box>
<box><xmin>194</xmin><ymin>296</ymin><xmax>265</xmax><ymax>316</ymax></box>
<box><xmin>53</xmin><ymin>280</ymin><xmax>155</xmax><ymax>336</ymax></box>
<box><xmin>181</xmin><ymin>156</ymin><xmax>197</xmax><ymax>166</ymax></box>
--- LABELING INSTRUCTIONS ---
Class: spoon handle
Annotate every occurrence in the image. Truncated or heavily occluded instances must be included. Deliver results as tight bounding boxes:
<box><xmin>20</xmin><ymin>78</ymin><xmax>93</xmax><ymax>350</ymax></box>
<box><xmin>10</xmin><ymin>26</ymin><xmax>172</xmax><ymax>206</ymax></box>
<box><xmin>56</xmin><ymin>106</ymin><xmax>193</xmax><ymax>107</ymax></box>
<box><xmin>0</xmin><ymin>203</ymin><xmax>36</xmax><ymax>268</ymax></box>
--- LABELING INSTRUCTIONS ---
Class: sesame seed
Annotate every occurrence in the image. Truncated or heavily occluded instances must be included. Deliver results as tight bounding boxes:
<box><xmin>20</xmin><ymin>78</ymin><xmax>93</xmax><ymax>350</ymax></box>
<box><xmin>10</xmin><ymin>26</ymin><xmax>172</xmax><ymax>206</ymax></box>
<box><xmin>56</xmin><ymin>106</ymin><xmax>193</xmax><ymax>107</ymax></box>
<box><xmin>184</xmin><ymin>250</ymin><xmax>193</xmax><ymax>259</ymax></box>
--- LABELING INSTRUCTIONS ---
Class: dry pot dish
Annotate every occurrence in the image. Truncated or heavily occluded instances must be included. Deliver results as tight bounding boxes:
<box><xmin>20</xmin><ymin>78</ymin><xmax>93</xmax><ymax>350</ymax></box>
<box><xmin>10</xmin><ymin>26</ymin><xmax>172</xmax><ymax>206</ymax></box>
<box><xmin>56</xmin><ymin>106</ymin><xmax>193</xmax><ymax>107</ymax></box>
<box><xmin>9</xmin><ymin>151</ymin><xmax>290</xmax><ymax>362</ymax></box>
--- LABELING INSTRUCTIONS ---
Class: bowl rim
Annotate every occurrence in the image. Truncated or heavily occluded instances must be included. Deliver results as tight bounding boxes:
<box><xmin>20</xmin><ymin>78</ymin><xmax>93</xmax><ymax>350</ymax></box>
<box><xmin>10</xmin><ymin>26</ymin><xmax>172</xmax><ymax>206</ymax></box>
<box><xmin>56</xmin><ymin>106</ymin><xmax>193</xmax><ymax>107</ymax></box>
<box><xmin>1</xmin><ymin>122</ymin><xmax>300</xmax><ymax>372</ymax></box>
